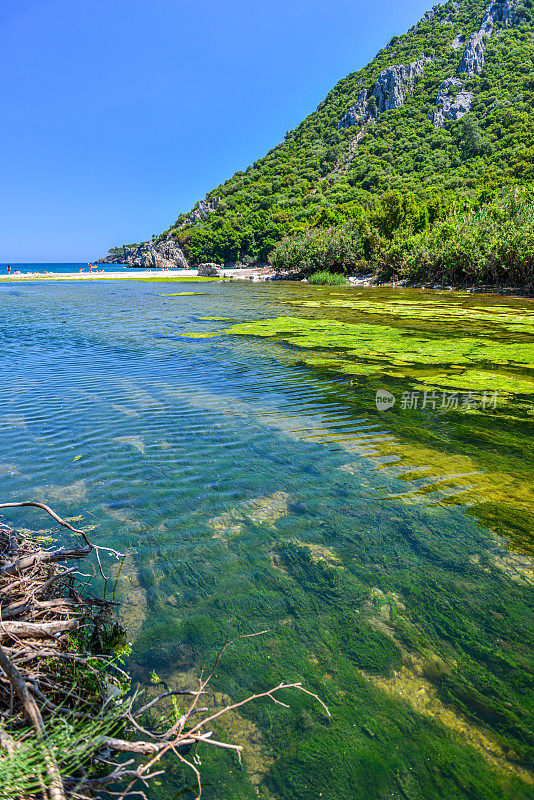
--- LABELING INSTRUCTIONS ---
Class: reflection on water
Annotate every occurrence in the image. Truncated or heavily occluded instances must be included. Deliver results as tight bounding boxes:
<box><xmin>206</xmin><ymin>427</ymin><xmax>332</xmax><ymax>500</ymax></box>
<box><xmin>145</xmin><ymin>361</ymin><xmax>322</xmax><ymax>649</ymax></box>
<box><xmin>0</xmin><ymin>280</ymin><xmax>532</xmax><ymax>800</ymax></box>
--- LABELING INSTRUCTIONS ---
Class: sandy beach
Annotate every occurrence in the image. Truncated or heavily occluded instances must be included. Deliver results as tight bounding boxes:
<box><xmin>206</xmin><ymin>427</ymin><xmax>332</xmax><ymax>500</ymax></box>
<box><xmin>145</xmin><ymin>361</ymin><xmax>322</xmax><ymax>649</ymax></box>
<box><xmin>0</xmin><ymin>267</ymin><xmax>272</xmax><ymax>281</ymax></box>
<box><xmin>0</xmin><ymin>269</ymin><xmax>199</xmax><ymax>281</ymax></box>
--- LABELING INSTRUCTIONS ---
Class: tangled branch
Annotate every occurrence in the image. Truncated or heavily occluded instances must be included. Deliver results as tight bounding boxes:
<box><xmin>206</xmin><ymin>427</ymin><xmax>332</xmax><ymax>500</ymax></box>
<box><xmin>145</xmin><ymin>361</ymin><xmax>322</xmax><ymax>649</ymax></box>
<box><xmin>0</xmin><ymin>502</ymin><xmax>329</xmax><ymax>800</ymax></box>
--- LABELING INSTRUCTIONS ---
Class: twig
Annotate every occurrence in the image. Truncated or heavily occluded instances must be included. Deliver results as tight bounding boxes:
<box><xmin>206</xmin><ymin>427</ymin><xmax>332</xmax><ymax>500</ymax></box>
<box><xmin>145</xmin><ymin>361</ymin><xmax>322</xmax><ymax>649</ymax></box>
<box><xmin>0</xmin><ymin>502</ymin><xmax>125</xmax><ymax>579</ymax></box>
<box><xmin>0</xmin><ymin>504</ymin><xmax>330</xmax><ymax>800</ymax></box>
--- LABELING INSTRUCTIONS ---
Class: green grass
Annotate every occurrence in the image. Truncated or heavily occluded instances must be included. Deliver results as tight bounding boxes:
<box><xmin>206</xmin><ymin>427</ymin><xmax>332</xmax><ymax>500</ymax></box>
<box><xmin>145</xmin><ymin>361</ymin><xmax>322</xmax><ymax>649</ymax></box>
<box><xmin>307</xmin><ymin>271</ymin><xmax>349</xmax><ymax>285</ymax></box>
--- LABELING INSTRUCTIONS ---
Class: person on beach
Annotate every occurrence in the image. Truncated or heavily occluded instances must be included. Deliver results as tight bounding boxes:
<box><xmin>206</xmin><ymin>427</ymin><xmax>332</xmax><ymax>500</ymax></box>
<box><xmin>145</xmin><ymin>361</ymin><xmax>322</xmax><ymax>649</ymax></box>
<box><xmin>7</xmin><ymin>265</ymin><xmax>11</xmax><ymax>275</ymax></box>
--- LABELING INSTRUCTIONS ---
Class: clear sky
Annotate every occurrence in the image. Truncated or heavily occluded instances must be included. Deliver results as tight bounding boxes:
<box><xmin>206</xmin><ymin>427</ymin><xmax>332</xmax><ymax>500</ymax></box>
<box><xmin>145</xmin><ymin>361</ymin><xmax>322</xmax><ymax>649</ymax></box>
<box><xmin>1</xmin><ymin>0</ymin><xmax>431</xmax><ymax>261</ymax></box>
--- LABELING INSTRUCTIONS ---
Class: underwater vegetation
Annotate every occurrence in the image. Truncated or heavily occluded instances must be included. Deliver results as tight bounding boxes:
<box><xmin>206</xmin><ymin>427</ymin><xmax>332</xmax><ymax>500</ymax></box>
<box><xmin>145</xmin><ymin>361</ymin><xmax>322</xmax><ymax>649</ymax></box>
<box><xmin>226</xmin><ymin>289</ymin><xmax>534</xmax><ymax>554</ymax></box>
<box><xmin>129</xmin><ymin>487</ymin><xmax>534</xmax><ymax>800</ymax></box>
<box><xmin>120</xmin><ymin>286</ymin><xmax>534</xmax><ymax>800</ymax></box>
<box><xmin>1</xmin><ymin>278</ymin><xmax>532</xmax><ymax>800</ymax></box>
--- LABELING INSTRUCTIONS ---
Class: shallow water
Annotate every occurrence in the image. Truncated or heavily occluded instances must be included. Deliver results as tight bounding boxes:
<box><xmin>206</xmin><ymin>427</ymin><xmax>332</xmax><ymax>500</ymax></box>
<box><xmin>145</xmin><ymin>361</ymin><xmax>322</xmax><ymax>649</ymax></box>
<box><xmin>0</xmin><ymin>261</ymin><xmax>130</xmax><ymax>274</ymax></box>
<box><xmin>0</xmin><ymin>280</ymin><xmax>532</xmax><ymax>800</ymax></box>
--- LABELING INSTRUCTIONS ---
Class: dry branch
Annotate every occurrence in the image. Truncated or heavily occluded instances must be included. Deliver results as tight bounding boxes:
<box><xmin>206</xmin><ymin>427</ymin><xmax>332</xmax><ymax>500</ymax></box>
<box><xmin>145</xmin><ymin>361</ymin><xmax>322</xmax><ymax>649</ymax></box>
<box><xmin>1</xmin><ymin>620</ymin><xmax>80</xmax><ymax>639</ymax></box>
<box><xmin>0</xmin><ymin>502</ymin><xmax>329</xmax><ymax>800</ymax></box>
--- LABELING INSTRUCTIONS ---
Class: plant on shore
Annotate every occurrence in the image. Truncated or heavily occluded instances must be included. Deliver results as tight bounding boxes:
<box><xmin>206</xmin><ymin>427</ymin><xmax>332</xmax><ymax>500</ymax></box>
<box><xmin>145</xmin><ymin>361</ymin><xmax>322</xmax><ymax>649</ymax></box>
<box><xmin>270</xmin><ymin>226</ymin><xmax>363</xmax><ymax>276</ymax></box>
<box><xmin>269</xmin><ymin>193</ymin><xmax>534</xmax><ymax>287</ymax></box>
<box><xmin>307</xmin><ymin>270</ymin><xmax>349</xmax><ymax>285</ymax></box>
<box><xmin>382</xmin><ymin>193</ymin><xmax>534</xmax><ymax>286</ymax></box>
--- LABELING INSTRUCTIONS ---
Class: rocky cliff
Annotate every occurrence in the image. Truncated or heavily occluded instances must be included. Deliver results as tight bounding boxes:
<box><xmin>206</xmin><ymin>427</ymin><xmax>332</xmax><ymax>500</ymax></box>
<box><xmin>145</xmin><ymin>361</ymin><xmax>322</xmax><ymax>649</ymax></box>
<box><xmin>188</xmin><ymin>197</ymin><xmax>220</xmax><ymax>224</ymax></box>
<box><xmin>427</xmin><ymin>0</ymin><xmax>522</xmax><ymax>127</ymax></box>
<box><xmin>458</xmin><ymin>0</ymin><xmax>520</xmax><ymax>75</ymax></box>
<box><xmin>428</xmin><ymin>77</ymin><xmax>474</xmax><ymax>127</ymax></box>
<box><xmin>338</xmin><ymin>57</ymin><xmax>431</xmax><ymax>128</ymax></box>
<box><xmin>97</xmin><ymin>239</ymin><xmax>189</xmax><ymax>269</ymax></box>
<box><xmin>337</xmin><ymin>1</ymin><xmax>523</xmax><ymax>131</ymax></box>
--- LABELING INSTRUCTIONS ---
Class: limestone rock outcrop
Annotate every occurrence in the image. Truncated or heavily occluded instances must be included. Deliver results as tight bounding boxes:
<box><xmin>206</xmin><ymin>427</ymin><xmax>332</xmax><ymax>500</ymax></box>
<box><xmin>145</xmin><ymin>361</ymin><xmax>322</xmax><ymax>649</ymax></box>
<box><xmin>197</xmin><ymin>262</ymin><xmax>222</xmax><ymax>277</ymax></box>
<box><xmin>458</xmin><ymin>0</ymin><xmax>520</xmax><ymax>75</ymax></box>
<box><xmin>339</xmin><ymin>57</ymin><xmax>431</xmax><ymax>128</ymax></box>
<box><xmin>373</xmin><ymin>59</ymin><xmax>431</xmax><ymax>113</ymax></box>
<box><xmin>428</xmin><ymin>77</ymin><xmax>474</xmax><ymax>127</ymax></box>
<box><xmin>134</xmin><ymin>239</ymin><xmax>188</xmax><ymax>269</ymax></box>
<box><xmin>98</xmin><ymin>239</ymin><xmax>189</xmax><ymax>269</ymax></box>
<box><xmin>338</xmin><ymin>89</ymin><xmax>368</xmax><ymax>128</ymax></box>
<box><xmin>188</xmin><ymin>197</ymin><xmax>220</xmax><ymax>224</ymax></box>
<box><xmin>427</xmin><ymin>1</ymin><xmax>521</xmax><ymax>125</ymax></box>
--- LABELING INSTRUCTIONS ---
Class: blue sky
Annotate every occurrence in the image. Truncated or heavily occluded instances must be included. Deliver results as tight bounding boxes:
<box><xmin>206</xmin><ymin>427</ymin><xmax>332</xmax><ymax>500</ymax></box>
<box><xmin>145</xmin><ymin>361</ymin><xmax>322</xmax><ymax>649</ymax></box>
<box><xmin>1</xmin><ymin>0</ymin><xmax>431</xmax><ymax>261</ymax></box>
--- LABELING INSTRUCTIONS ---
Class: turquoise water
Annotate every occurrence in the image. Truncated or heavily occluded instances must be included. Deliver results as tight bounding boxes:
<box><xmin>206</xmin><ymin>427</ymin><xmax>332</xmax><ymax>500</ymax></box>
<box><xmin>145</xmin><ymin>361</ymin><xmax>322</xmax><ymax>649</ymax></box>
<box><xmin>0</xmin><ymin>262</ymin><xmax>130</xmax><ymax>274</ymax></box>
<box><xmin>0</xmin><ymin>279</ymin><xmax>532</xmax><ymax>800</ymax></box>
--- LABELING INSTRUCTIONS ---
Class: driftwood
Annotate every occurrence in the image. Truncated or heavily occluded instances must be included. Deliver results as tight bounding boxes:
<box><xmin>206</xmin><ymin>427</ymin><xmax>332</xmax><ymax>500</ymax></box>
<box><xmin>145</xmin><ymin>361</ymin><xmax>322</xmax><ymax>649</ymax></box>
<box><xmin>0</xmin><ymin>503</ymin><xmax>329</xmax><ymax>800</ymax></box>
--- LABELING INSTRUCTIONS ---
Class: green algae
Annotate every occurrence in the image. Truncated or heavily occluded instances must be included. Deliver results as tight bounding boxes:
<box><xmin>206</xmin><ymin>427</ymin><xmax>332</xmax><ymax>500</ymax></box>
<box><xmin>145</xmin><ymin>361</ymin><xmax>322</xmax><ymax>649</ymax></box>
<box><xmin>281</xmin><ymin>297</ymin><xmax>534</xmax><ymax>338</ymax></box>
<box><xmin>223</xmin><ymin>292</ymin><xmax>534</xmax><ymax>554</ymax></box>
<box><xmin>226</xmin><ymin>317</ymin><xmax>534</xmax><ymax>394</ymax></box>
<box><xmin>130</xmin><ymin>500</ymin><xmax>534</xmax><ymax>800</ymax></box>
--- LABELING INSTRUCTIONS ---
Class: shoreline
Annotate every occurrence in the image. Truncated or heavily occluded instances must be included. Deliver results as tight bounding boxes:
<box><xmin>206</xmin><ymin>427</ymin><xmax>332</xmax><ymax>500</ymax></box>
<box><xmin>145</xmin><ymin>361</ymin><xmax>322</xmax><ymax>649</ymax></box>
<box><xmin>0</xmin><ymin>269</ymin><xmax>532</xmax><ymax>298</ymax></box>
<box><xmin>0</xmin><ymin>267</ymin><xmax>264</xmax><ymax>282</ymax></box>
<box><xmin>0</xmin><ymin>268</ymin><xmax>199</xmax><ymax>280</ymax></box>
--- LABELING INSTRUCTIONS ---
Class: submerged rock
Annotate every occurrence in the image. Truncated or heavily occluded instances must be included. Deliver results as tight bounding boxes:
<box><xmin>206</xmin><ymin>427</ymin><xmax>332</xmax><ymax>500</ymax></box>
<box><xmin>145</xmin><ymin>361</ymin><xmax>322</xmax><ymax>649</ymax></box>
<box><xmin>113</xmin><ymin>435</ymin><xmax>146</xmax><ymax>454</ymax></box>
<box><xmin>37</xmin><ymin>479</ymin><xmax>88</xmax><ymax>503</ymax></box>
<box><xmin>111</xmin><ymin>552</ymin><xmax>148</xmax><ymax>644</ymax></box>
<box><xmin>208</xmin><ymin>491</ymin><xmax>292</xmax><ymax>544</ymax></box>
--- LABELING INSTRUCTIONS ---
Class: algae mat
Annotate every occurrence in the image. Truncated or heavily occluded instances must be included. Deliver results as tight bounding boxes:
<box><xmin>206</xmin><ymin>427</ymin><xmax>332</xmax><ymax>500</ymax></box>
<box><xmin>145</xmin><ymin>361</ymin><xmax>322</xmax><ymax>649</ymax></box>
<box><xmin>226</xmin><ymin>290</ymin><xmax>534</xmax><ymax>555</ymax></box>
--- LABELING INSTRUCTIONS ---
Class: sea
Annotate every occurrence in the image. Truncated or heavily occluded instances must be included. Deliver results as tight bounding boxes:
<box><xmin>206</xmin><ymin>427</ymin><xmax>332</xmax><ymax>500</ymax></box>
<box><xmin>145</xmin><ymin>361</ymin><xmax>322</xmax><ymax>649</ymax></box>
<box><xmin>0</xmin><ymin>262</ymin><xmax>130</xmax><ymax>274</ymax></box>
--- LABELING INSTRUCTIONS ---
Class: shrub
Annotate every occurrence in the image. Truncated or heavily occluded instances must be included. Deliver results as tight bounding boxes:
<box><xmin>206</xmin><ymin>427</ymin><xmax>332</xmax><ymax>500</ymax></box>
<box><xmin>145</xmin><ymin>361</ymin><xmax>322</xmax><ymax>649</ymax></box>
<box><xmin>394</xmin><ymin>195</ymin><xmax>534</xmax><ymax>286</ymax></box>
<box><xmin>271</xmin><ymin>194</ymin><xmax>534</xmax><ymax>287</ymax></box>
<box><xmin>270</xmin><ymin>225</ymin><xmax>363</xmax><ymax>274</ymax></box>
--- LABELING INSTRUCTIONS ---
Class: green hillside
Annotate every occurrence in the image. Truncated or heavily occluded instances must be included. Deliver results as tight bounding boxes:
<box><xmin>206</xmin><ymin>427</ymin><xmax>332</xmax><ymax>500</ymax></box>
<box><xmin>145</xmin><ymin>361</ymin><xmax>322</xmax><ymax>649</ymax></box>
<box><xmin>118</xmin><ymin>0</ymin><xmax>534</xmax><ymax>282</ymax></box>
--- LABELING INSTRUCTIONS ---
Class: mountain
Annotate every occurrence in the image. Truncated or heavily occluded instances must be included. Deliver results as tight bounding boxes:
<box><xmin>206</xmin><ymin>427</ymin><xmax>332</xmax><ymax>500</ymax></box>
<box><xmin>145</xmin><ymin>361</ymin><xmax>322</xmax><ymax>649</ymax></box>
<box><xmin>106</xmin><ymin>0</ymin><xmax>534</xmax><ymax>280</ymax></box>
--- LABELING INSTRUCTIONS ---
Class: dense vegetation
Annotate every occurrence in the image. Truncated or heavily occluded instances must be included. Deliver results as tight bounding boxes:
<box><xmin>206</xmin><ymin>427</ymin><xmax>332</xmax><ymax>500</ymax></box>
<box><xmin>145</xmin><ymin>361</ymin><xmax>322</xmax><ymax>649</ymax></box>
<box><xmin>271</xmin><ymin>191</ymin><xmax>534</xmax><ymax>286</ymax></box>
<box><xmin>121</xmin><ymin>0</ymin><xmax>534</xmax><ymax>284</ymax></box>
